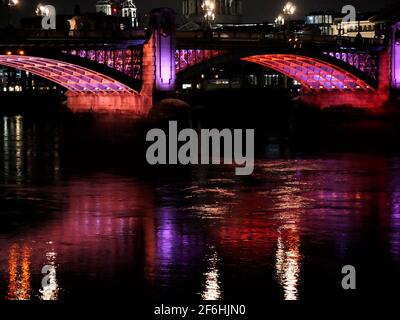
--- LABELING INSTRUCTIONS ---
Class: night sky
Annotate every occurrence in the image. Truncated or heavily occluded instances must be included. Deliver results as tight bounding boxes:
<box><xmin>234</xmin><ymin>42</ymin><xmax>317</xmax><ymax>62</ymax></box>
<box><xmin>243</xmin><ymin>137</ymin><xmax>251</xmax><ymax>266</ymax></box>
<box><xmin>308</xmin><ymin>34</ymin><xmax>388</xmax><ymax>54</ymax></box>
<box><xmin>1</xmin><ymin>0</ymin><xmax>399</xmax><ymax>24</ymax></box>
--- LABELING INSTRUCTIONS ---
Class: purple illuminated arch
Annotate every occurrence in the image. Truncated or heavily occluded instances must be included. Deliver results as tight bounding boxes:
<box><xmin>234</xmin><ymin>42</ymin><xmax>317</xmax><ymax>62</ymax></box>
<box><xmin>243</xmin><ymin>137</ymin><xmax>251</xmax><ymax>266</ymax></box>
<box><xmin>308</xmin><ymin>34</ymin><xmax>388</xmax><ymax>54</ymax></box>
<box><xmin>242</xmin><ymin>54</ymin><xmax>375</xmax><ymax>92</ymax></box>
<box><xmin>0</xmin><ymin>55</ymin><xmax>137</xmax><ymax>94</ymax></box>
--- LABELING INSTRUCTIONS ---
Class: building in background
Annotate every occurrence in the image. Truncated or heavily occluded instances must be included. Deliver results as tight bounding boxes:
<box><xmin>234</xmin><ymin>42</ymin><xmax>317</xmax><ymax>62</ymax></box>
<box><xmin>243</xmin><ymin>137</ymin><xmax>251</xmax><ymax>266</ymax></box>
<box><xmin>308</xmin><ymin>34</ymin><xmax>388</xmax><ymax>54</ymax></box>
<box><xmin>331</xmin><ymin>13</ymin><xmax>386</xmax><ymax>39</ymax></box>
<box><xmin>305</xmin><ymin>12</ymin><xmax>334</xmax><ymax>35</ymax></box>
<box><xmin>96</xmin><ymin>0</ymin><xmax>138</xmax><ymax>24</ymax></box>
<box><xmin>182</xmin><ymin>0</ymin><xmax>243</xmax><ymax>24</ymax></box>
<box><xmin>305</xmin><ymin>11</ymin><xmax>386</xmax><ymax>38</ymax></box>
<box><xmin>122</xmin><ymin>0</ymin><xmax>138</xmax><ymax>28</ymax></box>
<box><xmin>0</xmin><ymin>67</ymin><xmax>61</xmax><ymax>93</ymax></box>
<box><xmin>96</xmin><ymin>0</ymin><xmax>112</xmax><ymax>16</ymax></box>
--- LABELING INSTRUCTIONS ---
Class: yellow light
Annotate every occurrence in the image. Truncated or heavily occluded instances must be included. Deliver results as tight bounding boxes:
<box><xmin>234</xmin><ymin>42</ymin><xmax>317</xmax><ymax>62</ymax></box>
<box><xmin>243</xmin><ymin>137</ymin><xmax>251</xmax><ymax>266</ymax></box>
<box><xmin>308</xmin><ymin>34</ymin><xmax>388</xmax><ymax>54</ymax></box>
<box><xmin>275</xmin><ymin>14</ymin><xmax>285</xmax><ymax>25</ymax></box>
<box><xmin>283</xmin><ymin>2</ymin><xmax>296</xmax><ymax>15</ymax></box>
<box><xmin>18</xmin><ymin>50</ymin><xmax>25</xmax><ymax>55</ymax></box>
<box><xmin>6</xmin><ymin>51</ymin><xmax>12</xmax><ymax>55</ymax></box>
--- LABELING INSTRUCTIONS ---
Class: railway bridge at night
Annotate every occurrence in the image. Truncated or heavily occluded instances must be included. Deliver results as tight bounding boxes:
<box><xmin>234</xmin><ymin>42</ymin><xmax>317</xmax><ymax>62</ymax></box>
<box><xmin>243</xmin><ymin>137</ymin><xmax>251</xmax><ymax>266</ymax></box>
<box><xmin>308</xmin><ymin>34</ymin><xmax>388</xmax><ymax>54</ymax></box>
<box><xmin>0</xmin><ymin>8</ymin><xmax>398</xmax><ymax>114</ymax></box>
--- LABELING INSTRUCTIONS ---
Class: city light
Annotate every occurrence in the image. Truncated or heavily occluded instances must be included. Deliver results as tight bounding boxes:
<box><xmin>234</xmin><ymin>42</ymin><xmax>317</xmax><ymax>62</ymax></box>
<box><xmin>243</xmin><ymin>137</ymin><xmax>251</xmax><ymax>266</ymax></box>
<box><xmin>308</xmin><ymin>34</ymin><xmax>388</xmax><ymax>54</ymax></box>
<box><xmin>8</xmin><ymin>0</ymin><xmax>18</xmax><ymax>6</ymax></box>
<box><xmin>4</xmin><ymin>0</ymin><xmax>19</xmax><ymax>26</ymax></box>
<box><xmin>283</xmin><ymin>1</ymin><xmax>296</xmax><ymax>15</ymax></box>
<box><xmin>35</xmin><ymin>4</ymin><xmax>51</xmax><ymax>16</ymax></box>
<box><xmin>277</xmin><ymin>2</ymin><xmax>296</xmax><ymax>34</ymax></box>
<box><xmin>202</xmin><ymin>0</ymin><xmax>215</xmax><ymax>24</ymax></box>
<box><xmin>275</xmin><ymin>14</ymin><xmax>285</xmax><ymax>25</ymax></box>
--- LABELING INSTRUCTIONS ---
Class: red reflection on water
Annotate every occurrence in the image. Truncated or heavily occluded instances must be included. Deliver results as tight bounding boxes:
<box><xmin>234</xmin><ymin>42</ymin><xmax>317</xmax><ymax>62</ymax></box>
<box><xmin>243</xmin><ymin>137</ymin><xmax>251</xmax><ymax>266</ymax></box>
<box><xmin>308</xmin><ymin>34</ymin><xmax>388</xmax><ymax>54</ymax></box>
<box><xmin>7</xmin><ymin>244</ymin><xmax>31</xmax><ymax>300</ymax></box>
<box><xmin>1</xmin><ymin>153</ymin><xmax>399</xmax><ymax>300</ymax></box>
<box><xmin>43</xmin><ymin>177</ymin><xmax>158</xmax><ymax>281</ymax></box>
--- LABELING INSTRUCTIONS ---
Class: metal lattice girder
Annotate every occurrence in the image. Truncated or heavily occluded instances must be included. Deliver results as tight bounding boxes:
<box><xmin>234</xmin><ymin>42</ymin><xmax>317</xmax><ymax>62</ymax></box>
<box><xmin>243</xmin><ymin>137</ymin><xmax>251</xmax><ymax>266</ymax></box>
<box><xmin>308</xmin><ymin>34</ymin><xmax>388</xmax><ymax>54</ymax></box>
<box><xmin>242</xmin><ymin>54</ymin><xmax>374</xmax><ymax>92</ymax></box>
<box><xmin>0</xmin><ymin>55</ymin><xmax>136</xmax><ymax>94</ymax></box>
<box><xmin>175</xmin><ymin>49</ymin><xmax>225</xmax><ymax>73</ymax></box>
<box><xmin>64</xmin><ymin>48</ymin><xmax>143</xmax><ymax>80</ymax></box>
<box><xmin>325</xmin><ymin>51</ymin><xmax>379</xmax><ymax>80</ymax></box>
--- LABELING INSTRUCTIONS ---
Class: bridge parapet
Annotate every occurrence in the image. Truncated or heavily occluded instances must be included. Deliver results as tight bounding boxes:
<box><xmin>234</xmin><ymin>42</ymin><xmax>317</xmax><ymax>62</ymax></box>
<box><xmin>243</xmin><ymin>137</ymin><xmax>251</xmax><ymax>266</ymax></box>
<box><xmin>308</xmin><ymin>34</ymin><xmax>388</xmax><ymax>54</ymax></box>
<box><xmin>0</xmin><ymin>29</ymin><xmax>150</xmax><ymax>42</ymax></box>
<box><xmin>176</xmin><ymin>30</ymin><xmax>385</xmax><ymax>49</ymax></box>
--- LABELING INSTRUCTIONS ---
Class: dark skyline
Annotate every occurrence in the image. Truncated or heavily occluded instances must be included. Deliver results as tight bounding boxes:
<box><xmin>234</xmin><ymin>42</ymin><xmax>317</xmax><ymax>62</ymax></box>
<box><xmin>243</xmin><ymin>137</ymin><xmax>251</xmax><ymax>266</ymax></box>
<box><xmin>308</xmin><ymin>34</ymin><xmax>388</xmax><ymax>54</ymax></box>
<box><xmin>1</xmin><ymin>0</ymin><xmax>399</xmax><ymax>24</ymax></box>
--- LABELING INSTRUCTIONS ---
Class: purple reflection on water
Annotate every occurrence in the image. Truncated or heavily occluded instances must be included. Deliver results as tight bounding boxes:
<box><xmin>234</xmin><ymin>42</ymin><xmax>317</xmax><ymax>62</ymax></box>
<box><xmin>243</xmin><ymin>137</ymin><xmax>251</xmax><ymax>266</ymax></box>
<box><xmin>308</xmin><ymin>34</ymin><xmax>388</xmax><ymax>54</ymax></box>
<box><xmin>157</xmin><ymin>207</ymin><xmax>175</xmax><ymax>266</ymax></box>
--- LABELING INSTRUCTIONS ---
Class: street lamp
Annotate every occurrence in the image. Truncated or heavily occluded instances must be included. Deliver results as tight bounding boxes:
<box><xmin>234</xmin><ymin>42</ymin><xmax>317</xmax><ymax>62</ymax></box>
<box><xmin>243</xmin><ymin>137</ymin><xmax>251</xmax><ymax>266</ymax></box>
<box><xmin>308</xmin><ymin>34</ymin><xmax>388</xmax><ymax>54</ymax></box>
<box><xmin>283</xmin><ymin>1</ymin><xmax>296</xmax><ymax>15</ymax></box>
<box><xmin>202</xmin><ymin>0</ymin><xmax>215</xmax><ymax>27</ymax></box>
<box><xmin>282</xmin><ymin>1</ymin><xmax>296</xmax><ymax>35</ymax></box>
<box><xmin>275</xmin><ymin>14</ymin><xmax>285</xmax><ymax>26</ymax></box>
<box><xmin>5</xmin><ymin>0</ymin><xmax>19</xmax><ymax>26</ymax></box>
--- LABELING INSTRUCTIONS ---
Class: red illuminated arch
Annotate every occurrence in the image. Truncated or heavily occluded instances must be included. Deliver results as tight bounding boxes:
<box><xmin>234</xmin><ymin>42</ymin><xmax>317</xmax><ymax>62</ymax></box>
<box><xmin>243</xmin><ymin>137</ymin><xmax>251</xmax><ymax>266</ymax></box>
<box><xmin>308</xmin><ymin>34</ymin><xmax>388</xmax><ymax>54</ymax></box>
<box><xmin>0</xmin><ymin>55</ymin><xmax>137</xmax><ymax>94</ymax></box>
<box><xmin>241</xmin><ymin>54</ymin><xmax>374</xmax><ymax>92</ymax></box>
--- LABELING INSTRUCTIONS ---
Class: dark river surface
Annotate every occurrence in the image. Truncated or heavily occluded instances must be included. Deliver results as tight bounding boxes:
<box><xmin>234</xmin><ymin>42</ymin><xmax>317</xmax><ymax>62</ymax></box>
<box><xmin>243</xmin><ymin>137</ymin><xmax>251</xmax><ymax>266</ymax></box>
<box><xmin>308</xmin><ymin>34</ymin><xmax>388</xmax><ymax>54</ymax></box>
<box><xmin>1</xmin><ymin>110</ymin><xmax>400</xmax><ymax>302</ymax></box>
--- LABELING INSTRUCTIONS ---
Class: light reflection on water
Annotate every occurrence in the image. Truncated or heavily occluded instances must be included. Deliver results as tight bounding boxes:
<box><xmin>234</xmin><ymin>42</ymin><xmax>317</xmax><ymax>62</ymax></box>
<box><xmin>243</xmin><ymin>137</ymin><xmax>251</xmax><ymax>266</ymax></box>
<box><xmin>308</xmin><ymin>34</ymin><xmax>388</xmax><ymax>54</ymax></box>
<box><xmin>39</xmin><ymin>243</ymin><xmax>59</xmax><ymax>301</ymax></box>
<box><xmin>1</xmin><ymin>115</ymin><xmax>400</xmax><ymax>300</ymax></box>
<box><xmin>202</xmin><ymin>247</ymin><xmax>221</xmax><ymax>300</ymax></box>
<box><xmin>7</xmin><ymin>244</ymin><xmax>31</xmax><ymax>300</ymax></box>
<box><xmin>275</xmin><ymin>226</ymin><xmax>301</xmax><ymax>301</ymax></box>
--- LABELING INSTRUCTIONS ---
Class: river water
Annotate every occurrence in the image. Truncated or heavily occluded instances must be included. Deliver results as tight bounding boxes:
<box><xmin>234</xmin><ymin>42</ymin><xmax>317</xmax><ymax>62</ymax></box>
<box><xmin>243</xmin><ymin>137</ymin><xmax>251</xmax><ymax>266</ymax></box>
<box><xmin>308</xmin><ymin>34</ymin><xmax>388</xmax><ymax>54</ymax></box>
<box><xmin>0</xmin><ymin>112</ymin><xmax>400</xmax><ymax>301</ymax></box>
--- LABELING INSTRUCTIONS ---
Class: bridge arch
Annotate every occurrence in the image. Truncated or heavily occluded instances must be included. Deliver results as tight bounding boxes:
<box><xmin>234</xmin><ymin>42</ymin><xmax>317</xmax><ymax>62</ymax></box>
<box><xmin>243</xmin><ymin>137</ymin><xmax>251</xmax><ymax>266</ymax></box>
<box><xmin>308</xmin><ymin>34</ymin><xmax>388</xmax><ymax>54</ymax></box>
<box><xmin>175</xmin><ymin>48</ymin><xmax>390</xmax><ymax>108</ymax></box>
<box><xmin>176</xmin><ymin>51</ymin><xmax>377</xmax><ymax>92</ymax></box>
<box><xmin>0</xmin><ymin>53</ymin><xmax>154</xmax><ymax>115</ymax></box>
<box><xmin>242</xmin><ymin>54</ymin><xmax>374</xmax><ymax>92</ymax></box>
<box><xmin>0</xmin><ymin>55</ymin><xmax>137</xmax><ymax>94</ymax></box>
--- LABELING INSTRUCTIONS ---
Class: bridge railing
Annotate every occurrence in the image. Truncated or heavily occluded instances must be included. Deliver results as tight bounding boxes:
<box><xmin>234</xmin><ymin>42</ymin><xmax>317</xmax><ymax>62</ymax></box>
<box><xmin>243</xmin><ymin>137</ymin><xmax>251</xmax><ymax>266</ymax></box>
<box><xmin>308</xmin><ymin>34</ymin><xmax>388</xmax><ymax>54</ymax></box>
<box><xmin>176</xmin><ymin>30</ymin><xmax>385</xmax><ymax>46</ymax></box>
<box><xmin>300</xmin><ymin>34</ymin><xmax>385</xmax><ymax>46</ymax></box>
<box><xmin>0</xmin><ymin>29</ymin><xmax>149</xmax><ymax>41</ymax></box>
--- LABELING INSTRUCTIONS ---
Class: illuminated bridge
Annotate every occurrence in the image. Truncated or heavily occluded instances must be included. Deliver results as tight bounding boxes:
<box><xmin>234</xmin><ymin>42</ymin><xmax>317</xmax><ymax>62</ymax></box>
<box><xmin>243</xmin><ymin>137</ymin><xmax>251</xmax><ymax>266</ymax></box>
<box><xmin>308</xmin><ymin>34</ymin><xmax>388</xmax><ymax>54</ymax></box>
<box><xmin>0</xmin><ymin>8</ymin><xmax>398</xmax><ymax>114</ymax></box>
<box><xmin>175</xmin><ymin>30</ymin><xmax>391</xmax><ymax>108</ymax></box>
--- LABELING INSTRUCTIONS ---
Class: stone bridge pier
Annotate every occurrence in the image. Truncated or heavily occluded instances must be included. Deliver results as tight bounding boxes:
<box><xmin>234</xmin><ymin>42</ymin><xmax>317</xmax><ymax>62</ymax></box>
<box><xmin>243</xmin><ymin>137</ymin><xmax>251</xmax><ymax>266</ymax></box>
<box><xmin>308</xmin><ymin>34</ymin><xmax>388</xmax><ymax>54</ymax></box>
<box><xmin>65</xmin><ymin>38</ymin><xmax>154</xmax><ymax>115</ymax></box>
<box><xmin>66</xmin><ymin>8</ymin><xmax>177</xmax><ymax>116</ymax></box>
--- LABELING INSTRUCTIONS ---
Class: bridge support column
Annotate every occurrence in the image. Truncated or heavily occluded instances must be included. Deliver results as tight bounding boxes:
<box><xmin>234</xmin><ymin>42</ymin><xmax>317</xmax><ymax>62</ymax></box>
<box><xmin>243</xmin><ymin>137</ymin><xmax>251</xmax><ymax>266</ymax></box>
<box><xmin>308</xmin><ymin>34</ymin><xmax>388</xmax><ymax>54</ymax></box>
<box><xmin>391</xmin><ymin>22</ymin><xmax>400</xmax><ymax>90</ymax></box>
<box><xmin>150</xmin><ymin>8</ymin><xmax>176</xmax><ymax>95</ymax></box>
<box><xmin>65</xmin><ymin>34</ymin><xmax>155</xmax><ymax>116</ymax></box>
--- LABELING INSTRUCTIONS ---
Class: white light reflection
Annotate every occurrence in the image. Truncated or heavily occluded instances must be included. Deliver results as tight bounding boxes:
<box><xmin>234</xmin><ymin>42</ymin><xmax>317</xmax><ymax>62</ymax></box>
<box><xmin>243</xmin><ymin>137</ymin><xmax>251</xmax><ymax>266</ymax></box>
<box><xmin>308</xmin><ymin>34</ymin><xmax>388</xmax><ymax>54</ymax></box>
<box><xmin>201</xmin><ymin>247</ymin><xmax>221</xmax><ymax>300</ymax></box>
<box><xmin>39</xmin><ymin>244</ymin><xmax>59</xmax><ymax>300</ymax></box>
<box><xmin>3</xmin><ymin>116</ymin><xmax>9</xmax><ymax>182</ymax></box>
<box><xmin>15</xmin><ymin>115</ymin><xmax>23</xmax><ymax>183</ymax></box>
<box><xmin>275</xmin><ymin>226</ymin><xmax>301</xmax><ymax>300</ymax></box>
